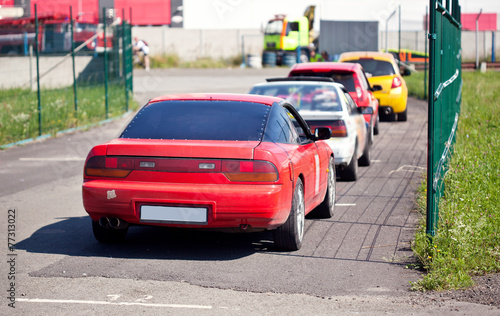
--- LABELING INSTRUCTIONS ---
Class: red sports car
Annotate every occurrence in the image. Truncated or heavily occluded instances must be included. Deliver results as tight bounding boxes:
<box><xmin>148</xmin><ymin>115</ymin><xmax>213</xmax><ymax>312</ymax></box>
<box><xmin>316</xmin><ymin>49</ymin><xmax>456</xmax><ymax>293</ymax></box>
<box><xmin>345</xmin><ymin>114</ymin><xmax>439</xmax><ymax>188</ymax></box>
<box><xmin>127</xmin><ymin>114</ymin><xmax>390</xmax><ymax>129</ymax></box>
<box><xmin>82</xmin><ymin>94</ymin><xmax>335</xmax><ymax>251</ymax></box>
<box><xmin>288</xmin><ymin>62</ymin><xmax>381</xmax><ymax>139</ymax></box>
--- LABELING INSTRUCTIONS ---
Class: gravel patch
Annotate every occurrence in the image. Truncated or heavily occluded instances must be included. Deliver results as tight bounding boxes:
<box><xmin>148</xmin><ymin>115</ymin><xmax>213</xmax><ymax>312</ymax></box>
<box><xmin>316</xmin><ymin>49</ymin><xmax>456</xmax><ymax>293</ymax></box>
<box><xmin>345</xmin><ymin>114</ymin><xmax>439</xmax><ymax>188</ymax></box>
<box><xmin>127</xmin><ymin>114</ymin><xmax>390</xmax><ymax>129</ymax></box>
<box><xmin>407</xmin><ymin>273</ymin><xmax>500</xmax><ymax>309</ymax></box>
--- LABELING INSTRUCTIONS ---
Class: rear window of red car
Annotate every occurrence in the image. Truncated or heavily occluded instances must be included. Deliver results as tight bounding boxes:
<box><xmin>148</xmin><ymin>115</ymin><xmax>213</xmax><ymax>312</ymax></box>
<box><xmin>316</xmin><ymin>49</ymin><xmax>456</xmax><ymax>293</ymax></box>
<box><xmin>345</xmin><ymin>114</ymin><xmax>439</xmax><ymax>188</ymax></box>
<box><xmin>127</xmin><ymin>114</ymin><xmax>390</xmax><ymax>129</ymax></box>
<box><xmin>120</xmin><ymin>100</ymin><xmax>270</xmax><ymax>141</ymax></box>
<box><xmin>290</xmin><ymin>71</ymin><xmax>356</xmax><ymax>92</ymax></box>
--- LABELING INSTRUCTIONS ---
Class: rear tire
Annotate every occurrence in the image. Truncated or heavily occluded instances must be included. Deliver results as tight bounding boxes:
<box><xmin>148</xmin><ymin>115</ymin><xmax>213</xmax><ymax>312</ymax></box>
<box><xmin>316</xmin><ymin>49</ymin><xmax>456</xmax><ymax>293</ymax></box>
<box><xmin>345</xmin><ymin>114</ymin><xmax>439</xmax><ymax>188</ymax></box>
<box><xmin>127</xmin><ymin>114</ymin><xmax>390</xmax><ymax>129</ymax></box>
<box><xmin>358</xmin><ymin>133</ymin><xmax>371</xmax><ymax>167</ymax></box>
<box><xmin>92</xmin><ymin>220</ymin><xmax>128</xmax><ymax>243</ymax></box>
<box><xmin>374</xmin><ymin>114</ymin><xmax>380</xmax><ymax>135</ymax></box>
<box><xmin>312</xmin><ymin>158</ymin><xmax>335</xmax><ymax>218</ymax></box>
<box><xmin>397</xmin><ymin>107</ymin><xmax>408</xmax><ymax>121</ymax></box>
<box><xmin>273</xmin><ymin>179</ymin><xmax>305</xmax><ymax>251</ymax></box>
<box><xmin>341</xmin><ymin>142</ymin><xmax>358</xmax><ymax>181</ymax></box>
<box><xmin>381</xmin><ymin>111</ymin><xmax>396</xmax><ymax>122</ymax></box>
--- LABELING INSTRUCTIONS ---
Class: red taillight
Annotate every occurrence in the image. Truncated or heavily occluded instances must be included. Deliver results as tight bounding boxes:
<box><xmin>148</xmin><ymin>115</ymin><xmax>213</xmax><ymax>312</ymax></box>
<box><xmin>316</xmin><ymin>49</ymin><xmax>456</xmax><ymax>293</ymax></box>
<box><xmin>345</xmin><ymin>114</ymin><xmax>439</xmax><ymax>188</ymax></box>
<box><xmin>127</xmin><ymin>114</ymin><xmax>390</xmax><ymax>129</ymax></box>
<box><xmin>222</xmin><ymin>160</ymin><xmax>278</xmax><ymax>182</ymax></box>
<box><xmin>353</xmin><ymin>75</ymin><xmax>363</xmax><ymax>99</ymax></box>
<box><xmin>85</xmin><ymin>156</ymin><xmax>278</xmax><ymax>182</ymax></box>
<box><xmin>356</xmin><ymin>87</ymin><xmax>362</xmax><ymax>99</ymax></box>
<box><xmin>391</xmin><ymin>76</ymin><xmax>402</xmax><ymax>89</ymax></box>
<box><xmin>85</xmin><ymin>156</ymin><xmax>133</xmax><ymax>178</ymax></box>
<box><xmin>329</xmin><ymin>120</ymin><xmax>348</xmax><ymax>137</ymax></box>
<box><xmin>310</xmin><ymin>120</ymin><xmax>347</xmax><ymax>138</ymax></box>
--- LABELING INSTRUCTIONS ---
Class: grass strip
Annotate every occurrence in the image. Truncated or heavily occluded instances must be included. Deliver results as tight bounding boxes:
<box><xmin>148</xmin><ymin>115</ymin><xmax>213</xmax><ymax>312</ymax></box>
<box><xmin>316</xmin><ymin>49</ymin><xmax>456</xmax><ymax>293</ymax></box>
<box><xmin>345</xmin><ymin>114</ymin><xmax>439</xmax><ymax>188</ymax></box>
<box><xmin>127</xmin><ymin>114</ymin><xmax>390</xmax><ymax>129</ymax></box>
<box><xmin>404</xmin><ymin>70</ymin><xmax>427</xmax><ymax>100</ymax></box>
<box><xmin>0</xmin><ymin>82</ymin><xmax>138</xmax><ymax>146</ymax></box>
<box><xmin>410</xmin><ymin>70</ymin><xmax>500</xmax><ymax>291</ymax></box>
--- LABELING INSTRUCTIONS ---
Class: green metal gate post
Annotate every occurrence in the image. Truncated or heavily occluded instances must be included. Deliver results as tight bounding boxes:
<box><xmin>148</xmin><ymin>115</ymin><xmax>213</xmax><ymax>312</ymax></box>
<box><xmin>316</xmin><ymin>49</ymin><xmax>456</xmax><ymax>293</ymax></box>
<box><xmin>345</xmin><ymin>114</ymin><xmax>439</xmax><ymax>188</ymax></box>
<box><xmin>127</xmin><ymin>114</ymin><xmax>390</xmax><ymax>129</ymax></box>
<box><xmin>426</xmin><ymin>0</ymin><xmax>462</xmax><ymax>237</ymax></box>
<box><xmin>426</xmin><ymin>0</ymin><xmax>437</xmax><ymax>237</ymax></box>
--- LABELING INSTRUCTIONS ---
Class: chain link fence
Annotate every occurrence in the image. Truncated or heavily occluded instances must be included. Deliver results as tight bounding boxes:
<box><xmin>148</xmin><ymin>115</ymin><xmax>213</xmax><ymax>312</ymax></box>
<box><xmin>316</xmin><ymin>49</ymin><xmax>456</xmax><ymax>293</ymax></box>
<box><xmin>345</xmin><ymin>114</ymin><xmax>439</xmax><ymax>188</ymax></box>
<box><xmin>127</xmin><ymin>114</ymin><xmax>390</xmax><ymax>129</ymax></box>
<box><xmin>0</xmin><ymin>5</ymin><xmax>133</xmax><ymax>147</ymax></box>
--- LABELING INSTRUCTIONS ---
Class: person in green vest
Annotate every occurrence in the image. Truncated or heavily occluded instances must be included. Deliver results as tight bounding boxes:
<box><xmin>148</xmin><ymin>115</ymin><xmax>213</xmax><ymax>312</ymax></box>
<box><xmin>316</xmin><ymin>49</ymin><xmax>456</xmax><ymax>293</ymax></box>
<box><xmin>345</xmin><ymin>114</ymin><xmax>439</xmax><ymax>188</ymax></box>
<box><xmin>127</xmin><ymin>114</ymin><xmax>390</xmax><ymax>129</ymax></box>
<box><xmin>310</xmin><ymin>50</ymin><xmax>324</xmax><ymax>62</ymax></box>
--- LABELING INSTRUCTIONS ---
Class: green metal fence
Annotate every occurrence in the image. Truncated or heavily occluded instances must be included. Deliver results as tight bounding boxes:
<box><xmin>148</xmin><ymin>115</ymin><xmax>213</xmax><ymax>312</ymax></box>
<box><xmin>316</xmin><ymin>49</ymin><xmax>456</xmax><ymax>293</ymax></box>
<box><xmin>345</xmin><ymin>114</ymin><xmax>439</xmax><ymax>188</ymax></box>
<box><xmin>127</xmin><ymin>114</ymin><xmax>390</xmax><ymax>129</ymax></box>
<box><xmin>426</xmin><ymin>0</ymin><xmax>462</xmax><ymax>236</ymax></box>
<box><xmin>0</xmin><ymin>5</ymin><xmax>133</xmax><ymax>147</ymax></box>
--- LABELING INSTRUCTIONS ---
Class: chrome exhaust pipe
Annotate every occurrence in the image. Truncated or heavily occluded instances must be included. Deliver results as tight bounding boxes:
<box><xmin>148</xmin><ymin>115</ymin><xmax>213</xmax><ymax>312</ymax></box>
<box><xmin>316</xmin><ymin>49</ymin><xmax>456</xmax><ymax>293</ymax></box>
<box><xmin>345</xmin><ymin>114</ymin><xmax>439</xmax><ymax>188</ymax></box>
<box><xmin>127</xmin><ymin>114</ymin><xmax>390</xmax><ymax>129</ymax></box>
<box><xmin>239</xmin><ymin>224</ymin><xmax>251</xmax><ymax>232</ymax></box>
<box><xmin>109</xmin><ymin>217</ymin><xmax>129</xmax><ymax>229</ymax></box>
<box><xmin>99</xmin><ymin>217</ymin><xmax>110</xmax><ymax>228</ymax></box>
<box><xmin>384</xmin><ymin>107</ymin><xmax>392</xmax><ymax>115</ymax></box>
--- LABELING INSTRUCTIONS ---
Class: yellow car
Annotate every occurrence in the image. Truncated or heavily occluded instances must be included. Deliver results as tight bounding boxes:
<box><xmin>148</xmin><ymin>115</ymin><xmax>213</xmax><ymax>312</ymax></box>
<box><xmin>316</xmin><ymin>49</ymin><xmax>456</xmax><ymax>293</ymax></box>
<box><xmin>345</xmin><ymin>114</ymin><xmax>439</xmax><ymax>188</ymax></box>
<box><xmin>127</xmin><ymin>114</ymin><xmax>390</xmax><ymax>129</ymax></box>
<box><xmin>338</xmin><ymin>52</ymin><xmax>408</xmax><ymax>121</ymax></box>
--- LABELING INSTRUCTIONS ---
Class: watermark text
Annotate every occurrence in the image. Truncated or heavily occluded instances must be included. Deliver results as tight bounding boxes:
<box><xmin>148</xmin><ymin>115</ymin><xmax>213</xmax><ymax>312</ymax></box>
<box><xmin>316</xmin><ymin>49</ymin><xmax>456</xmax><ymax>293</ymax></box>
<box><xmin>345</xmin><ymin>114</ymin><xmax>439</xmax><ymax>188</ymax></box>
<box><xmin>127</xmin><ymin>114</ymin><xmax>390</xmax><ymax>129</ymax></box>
<box><xmin>7</xmin><ymin>209</ymin><xmax>17</xmax><ymax>308</ymax></box>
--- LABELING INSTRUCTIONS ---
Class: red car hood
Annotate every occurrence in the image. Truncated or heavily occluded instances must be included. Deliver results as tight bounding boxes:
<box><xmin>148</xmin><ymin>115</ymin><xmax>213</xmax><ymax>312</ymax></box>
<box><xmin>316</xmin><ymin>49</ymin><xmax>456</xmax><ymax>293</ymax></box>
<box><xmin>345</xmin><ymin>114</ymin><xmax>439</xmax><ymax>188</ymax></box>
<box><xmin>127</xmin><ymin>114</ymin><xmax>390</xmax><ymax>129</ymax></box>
<box><xmin>104</xmin><ymin>139</ymin><xmax>259</xmax><ymax>160</ymax></box>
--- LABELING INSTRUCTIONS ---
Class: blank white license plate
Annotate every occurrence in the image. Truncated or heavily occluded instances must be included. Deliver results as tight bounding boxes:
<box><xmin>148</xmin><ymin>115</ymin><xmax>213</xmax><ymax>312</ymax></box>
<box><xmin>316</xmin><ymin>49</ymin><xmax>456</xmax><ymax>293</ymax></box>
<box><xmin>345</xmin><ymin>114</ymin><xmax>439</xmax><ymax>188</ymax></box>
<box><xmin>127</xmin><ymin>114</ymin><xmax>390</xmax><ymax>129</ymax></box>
<box><xmin>140</xmin><ymin>205</ymin><xmax>207</xmax><ymax>224</ymax></box>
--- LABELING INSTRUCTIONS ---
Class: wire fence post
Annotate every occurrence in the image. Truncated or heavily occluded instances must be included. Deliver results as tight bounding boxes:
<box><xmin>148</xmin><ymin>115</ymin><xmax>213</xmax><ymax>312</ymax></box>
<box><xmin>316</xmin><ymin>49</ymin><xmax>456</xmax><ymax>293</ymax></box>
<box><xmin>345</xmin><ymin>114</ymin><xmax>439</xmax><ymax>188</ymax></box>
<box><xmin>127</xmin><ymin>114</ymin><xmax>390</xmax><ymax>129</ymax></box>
<box><xmin>70</xmin><ymin>6</ymin><xmax>78</xmax><ymax>119</ymax></box>
<box><xmin>35</xmin><ymin>4</ymin><xmax>42</xmax><ymax>137</ymax></box>
<box><xmin>122</xmin><ymin>9</ymin><xmax>129</xmax><ymax>111</ymax></box>
<box><xmin>424</xmin><ymin>5</ymin><xmax>428</xmax><ymax>99</ymax></box>
<box><xmin>398</xmin><ymin>5</ymin><xmax>401</xmax><ymax>60</ymax></box>
<box><xmin>475</xmin><ymin>10</ymin><xmax>482</xmax><ymax>69</ymax></box>
<box><xmin>103</xmin><ymin>8</ymin><xmax>109</xmax><ymax>119</ymax></box>
<box><xmin>241</xmin><ymin>35</ymin><xmax>245</xmax><ymax>67</ymax></box>
<box><xmin>385</xmin><ymin>9</ymin><xmax>396</xmax><ymax>52</ymax></box>
<box><xmin>492</xmin><ymin>31</ymin><xmax>495</xmax><ymax>62</ymax></box>
<box><xmin>23</xmin><ymin>31</ymin><xmax>28</xmax><ymax>56</ymax></box>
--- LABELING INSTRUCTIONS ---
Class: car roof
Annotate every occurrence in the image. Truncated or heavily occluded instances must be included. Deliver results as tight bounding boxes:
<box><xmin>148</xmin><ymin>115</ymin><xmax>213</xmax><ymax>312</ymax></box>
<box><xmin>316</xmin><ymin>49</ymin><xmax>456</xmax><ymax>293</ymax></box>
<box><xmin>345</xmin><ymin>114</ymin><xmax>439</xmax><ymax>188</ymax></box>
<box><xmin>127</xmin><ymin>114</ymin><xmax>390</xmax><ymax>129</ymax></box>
<box><xmin>290</xmin><ymin>62</ymin><xmax>360</xmax><ymax>73</ymax></box>
<box><xmin>251</xmin><ymin>81</ymin><xmax>348</xmax><ymax>113</ymax></box>
<box><xmin>252</xmin><ymin>80</ymin><xmax>345</xmax><ymax>90</ymax></box>
<box><xmin>148</xmin><ymin>93</ymin><xmax>283</xmax><ymax>106</ymax></box>
<box><xmin>339</xmin><ymin>51</ymin><xmax>396</xmax><ymax>62</ymax></box>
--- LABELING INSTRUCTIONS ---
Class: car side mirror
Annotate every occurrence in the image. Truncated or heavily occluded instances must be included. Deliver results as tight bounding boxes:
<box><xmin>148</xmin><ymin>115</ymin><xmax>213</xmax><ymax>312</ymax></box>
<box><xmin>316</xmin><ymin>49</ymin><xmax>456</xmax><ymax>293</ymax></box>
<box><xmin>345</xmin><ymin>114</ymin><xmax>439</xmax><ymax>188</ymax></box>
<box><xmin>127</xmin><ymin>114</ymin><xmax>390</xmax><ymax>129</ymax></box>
<box><xmin>371</xmin><ymin>85</ymin><xmax>383</xmax><ymax>92</ymax></box>
<box><xmin>358</xmin><ymin>106</ymin><xmax>373</xmax><ymax>115</ymax></box>
<box><xmin>402</xmin><ymin>68</ymin><xmax>412</xmax><ymax>76</ymax></box>
<box><xmin>314</xmin><ymin>127</ymin><xmax>331</xmax><ymax>140</ymax></box>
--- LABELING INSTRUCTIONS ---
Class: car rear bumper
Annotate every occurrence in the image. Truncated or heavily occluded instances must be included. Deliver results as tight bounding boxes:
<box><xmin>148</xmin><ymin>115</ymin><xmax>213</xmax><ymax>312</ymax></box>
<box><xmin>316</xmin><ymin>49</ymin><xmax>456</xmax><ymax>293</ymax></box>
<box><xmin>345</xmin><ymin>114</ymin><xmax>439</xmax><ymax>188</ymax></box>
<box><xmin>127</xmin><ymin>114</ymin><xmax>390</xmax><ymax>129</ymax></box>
<box><xmin>82</xmin><ymin>180</ymin><xmax>291</xmax><ymax>230</ymax></box>
<box><xmin>375</xmin><ymin>87</ymin><xmax>407</xmax><ymax>113</ymax></box>
<box><xmin>325</xmin><ymin>138</ymin><xmax>354</xmax><ymax>165</ymax></box>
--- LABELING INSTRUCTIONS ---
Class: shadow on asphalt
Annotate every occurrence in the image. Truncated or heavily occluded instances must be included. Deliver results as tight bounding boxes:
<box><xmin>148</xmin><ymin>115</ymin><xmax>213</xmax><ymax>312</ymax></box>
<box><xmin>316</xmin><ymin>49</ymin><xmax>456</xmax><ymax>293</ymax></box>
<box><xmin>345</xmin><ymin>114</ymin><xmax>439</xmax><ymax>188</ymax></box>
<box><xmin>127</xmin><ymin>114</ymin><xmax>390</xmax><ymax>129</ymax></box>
<box><xmin>16</xmin><ymin>216</ymin><xmax>283</xmax><ymax>261</ymax></box>
<box><xmin>16</xmin><ymin>212</ymin><xmax>341</xmax><ymax>262</ymax></box>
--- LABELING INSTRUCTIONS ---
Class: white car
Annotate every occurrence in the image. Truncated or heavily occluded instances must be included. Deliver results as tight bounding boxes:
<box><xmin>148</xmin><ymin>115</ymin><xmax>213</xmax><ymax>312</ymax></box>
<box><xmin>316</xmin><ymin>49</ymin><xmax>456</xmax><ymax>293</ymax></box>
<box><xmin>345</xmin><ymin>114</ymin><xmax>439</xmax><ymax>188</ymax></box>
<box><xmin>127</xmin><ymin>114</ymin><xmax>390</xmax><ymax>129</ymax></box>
<box><xmin>249</xmin><ymin>78</ymin><xmax>372</xmax><ymax>181</ymax></box>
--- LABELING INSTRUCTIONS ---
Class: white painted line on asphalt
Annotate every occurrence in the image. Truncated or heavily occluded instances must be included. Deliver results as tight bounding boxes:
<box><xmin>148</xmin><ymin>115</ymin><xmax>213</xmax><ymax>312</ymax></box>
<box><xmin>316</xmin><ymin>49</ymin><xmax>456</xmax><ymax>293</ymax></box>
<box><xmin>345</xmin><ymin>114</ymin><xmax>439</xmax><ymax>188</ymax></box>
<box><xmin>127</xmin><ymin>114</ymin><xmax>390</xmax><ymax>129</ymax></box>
<box><xmin>335</xmin><ymin>203</ymin><xmax>356</xmax><ymax>206</ymax></box>
<box><xmin>19</xmin><ymin>157</ymin><xmax>85</xmax><ymax>162</ymax></box>
<box><xmin>371</xmin><ymin>160</ymin><xmax>382</xmax><ymax>162</ymax></box>
<box><xmin>389</xmin><ymin>165</ymin><xmax>426</xmax><ymax>175</ymax></box>
<box><xmin>17</xmin><ymin>298</ymin><xmax>213</xmax><ymax>309</ymax></box>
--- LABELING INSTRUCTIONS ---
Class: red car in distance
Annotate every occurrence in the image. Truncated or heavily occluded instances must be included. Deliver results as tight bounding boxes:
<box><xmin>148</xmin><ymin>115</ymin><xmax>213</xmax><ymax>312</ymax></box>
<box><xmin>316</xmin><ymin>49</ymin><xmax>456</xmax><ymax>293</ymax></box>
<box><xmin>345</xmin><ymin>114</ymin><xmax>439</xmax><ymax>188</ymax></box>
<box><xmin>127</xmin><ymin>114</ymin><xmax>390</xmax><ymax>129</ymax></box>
<box><xmin>288</xmin><ymin>62</ymin><xmax>381</xmax><ymax>140</ymax></box>
<box><xmin>82</xmin><ymin>93</ymin><xmax>335</xmax><ymax>251</ymax></box>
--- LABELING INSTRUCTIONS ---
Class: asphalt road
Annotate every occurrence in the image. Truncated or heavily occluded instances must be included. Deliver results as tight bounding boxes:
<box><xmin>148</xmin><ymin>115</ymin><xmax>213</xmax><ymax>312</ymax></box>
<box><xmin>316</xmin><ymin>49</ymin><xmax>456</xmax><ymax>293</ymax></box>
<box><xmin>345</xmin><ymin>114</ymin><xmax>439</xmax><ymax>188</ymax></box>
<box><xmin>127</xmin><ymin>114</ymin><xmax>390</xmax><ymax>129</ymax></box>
<box><xmin>1</xmin><ymin>68</ymin><xmax>497</xmax><ymax>315</ymax></box>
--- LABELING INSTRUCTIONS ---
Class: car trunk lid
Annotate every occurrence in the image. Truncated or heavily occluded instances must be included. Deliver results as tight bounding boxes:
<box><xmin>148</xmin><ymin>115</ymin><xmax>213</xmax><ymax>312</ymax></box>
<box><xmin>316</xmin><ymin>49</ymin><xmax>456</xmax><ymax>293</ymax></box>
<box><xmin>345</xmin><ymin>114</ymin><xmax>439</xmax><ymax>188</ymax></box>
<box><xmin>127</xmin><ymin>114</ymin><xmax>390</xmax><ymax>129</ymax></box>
<box><xmin>368</xmin><ymin>75</ymin><xmax>395</xmax><ymax>95</ymax></box>
<box><xmin>105</xmin><ymin>139</ymin><xmax>258</xmax><ymax>159</ymax></box>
